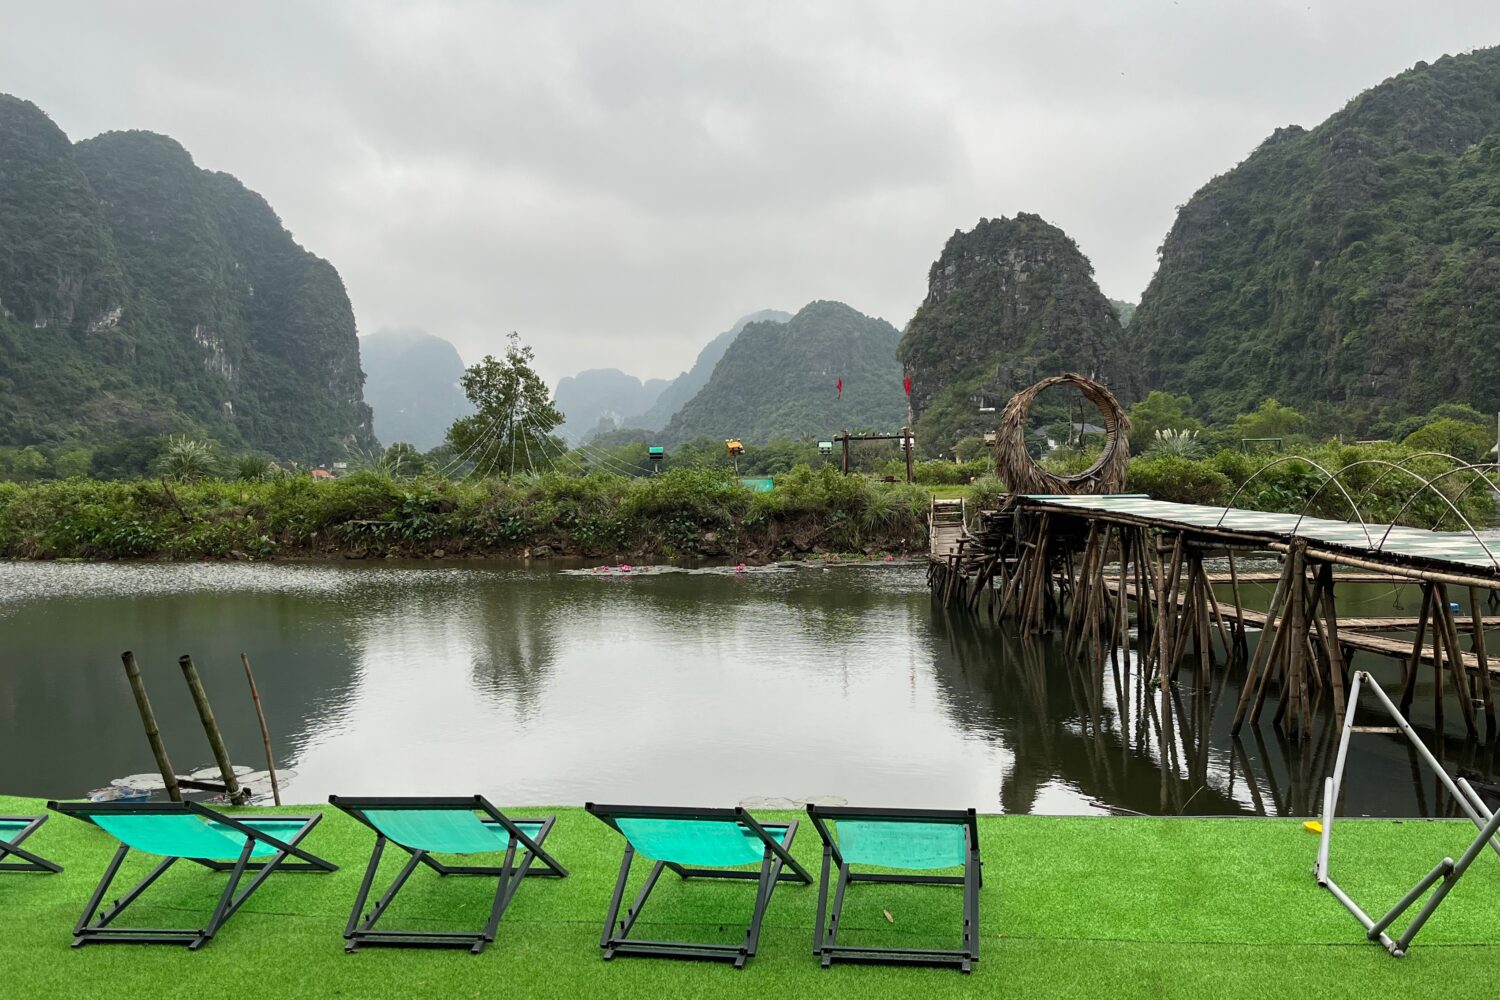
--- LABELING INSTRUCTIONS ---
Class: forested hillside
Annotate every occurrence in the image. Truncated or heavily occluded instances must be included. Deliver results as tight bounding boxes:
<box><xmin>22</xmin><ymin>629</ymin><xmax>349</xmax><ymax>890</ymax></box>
<box><xmin>0</xmin><ymin>95</ymin><xmax>373</xmax><ymax>464</ymax></box>
<box><xmin>663</xmin><ymin>301</ymin><xmax>905</xmax><ymax>444</ymax></box>
<box><xmin>1131</xmin><ymin>47</ymin><xmax>1500</xmax><ymax>428</ymax></box>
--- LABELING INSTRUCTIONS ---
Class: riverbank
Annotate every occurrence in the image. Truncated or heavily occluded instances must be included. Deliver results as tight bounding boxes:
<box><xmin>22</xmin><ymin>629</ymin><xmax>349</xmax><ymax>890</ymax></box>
<box><xmin>0</xmin><ymin>467</ymin><xmax>942</xmax><ymax>562</ymax></box>
<box><xmin>3</xmin><ymin>794</ymin><xmax>1497</xmax><ymax>998</ymax></box>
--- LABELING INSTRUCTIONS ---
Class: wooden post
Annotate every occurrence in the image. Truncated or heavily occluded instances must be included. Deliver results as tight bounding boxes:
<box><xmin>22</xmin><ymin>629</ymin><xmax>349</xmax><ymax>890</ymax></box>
<box><xmin>1469</xmin><ymin>586</ymin><xmax>1494</xmax><ymax>733</ymax></box>
<box><xmin>1399</xmin><ymin>584</ymin><xmax>1435</xmax><ymax>715</ymax></box>
<box><xmin>841</xmin><ymin>432</ymin><xmax>850</xmax><ymax>476</ymax></box>
<box><xmin>1319</xmin><ymin>563</ymin><xmax>1348</xmax><ymax>721</ymax></box>
<box><xmin>241</xmin><ymin>654</ymin><xmax>282</xmax><ymax>806</ymax></box>
<box><xmin>178</xmin><ymin>655</ymin><xmax>245</xmax><ymax>804</ymax></box>
<box><xmin>121</xmin><ymin>652</ymin><xmax>181</xmax><ymax>802</ymax></box>
<box><xmin>903</xmin><ymin>426</ymin><xmax>915</xmax><ymax>484</ymax></box>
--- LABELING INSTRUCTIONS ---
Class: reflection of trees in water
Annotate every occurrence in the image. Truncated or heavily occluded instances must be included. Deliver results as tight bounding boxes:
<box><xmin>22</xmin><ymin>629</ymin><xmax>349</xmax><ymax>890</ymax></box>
<box><xmin>926</xmin><ymin>612</ymin><xmax>1266</xmax><ymax>816</ymax></box>
<box><xmin>465</xmin><ymin>583</ymin><xmax>567</xmax><ymax>719</ymax></box>
<box><xmin>924</xmin><ymin>610</ymin><xmax>1500</xmax><ymax>817</ymax></box>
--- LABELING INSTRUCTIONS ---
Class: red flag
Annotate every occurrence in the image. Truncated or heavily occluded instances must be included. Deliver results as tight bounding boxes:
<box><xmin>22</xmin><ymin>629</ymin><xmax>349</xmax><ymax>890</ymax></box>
<box><xmin>836</xmin><ymin>377</ymin><xmax>843</xmax><ymax>400</ymax></box>
<box><xmin>903</xmin><ymin>374</ymin><xmax>912</xmax><ymax>397</ymax></box>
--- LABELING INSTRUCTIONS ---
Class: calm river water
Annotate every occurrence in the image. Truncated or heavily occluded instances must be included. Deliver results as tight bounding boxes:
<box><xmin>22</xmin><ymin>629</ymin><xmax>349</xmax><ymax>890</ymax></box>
<box><xmin>0</xmin><ymin>560</ymin><xmax>1488</xmax><ymax>816</ymax></box>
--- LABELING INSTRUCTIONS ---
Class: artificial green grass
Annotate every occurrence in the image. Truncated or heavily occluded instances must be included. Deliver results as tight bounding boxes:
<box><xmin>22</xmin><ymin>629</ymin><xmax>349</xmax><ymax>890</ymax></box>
<box><xmin>3</xmin><ymin>794</ymin><xmax>1499</xmax><ymax>998</ymax></box>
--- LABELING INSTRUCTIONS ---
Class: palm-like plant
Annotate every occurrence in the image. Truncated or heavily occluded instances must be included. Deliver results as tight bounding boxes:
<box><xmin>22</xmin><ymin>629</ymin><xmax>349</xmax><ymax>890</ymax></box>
<box><xmin>1149</xmin><ymin>428</ymin><xmax>1205</xmax><ymax>458</ymax></box>
<box><xmin>158</xmin><ymin>436</ymin><xmax>219</xmax><ymax>482</ymax></box>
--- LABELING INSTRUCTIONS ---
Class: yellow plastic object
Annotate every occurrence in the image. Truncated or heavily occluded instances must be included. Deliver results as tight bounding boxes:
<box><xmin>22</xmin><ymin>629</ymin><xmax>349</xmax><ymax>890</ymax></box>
<box><xmin>1304</xmin><ymin>820</ymin><xmax>1323</xmax><ymax>834</ymax></box>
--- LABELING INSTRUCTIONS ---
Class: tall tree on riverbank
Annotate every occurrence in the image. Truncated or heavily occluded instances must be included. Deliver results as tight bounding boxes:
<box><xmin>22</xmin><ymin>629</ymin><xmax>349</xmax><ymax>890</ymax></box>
<box><xmin>445</xmin><ymin>333</ymin><xmax>564</xmax><ymax>476</ymax></box>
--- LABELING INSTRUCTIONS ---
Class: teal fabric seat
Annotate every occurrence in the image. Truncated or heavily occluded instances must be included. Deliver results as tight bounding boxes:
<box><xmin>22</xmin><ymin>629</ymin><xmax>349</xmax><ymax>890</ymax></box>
<box><xmin>91</xmin><ymin>814</ymin><xmax>309</xmax><ymax>861</ymax></box>
<box><xmin>360</xmin><ymin>809</ymin><xmax>544</xmax><ymax>855</ymax></box>
<box><xmin>0</xmin><ymin>815</ymin><xmax>61</xmax><ymax>873</ymax></box>
<box><xmin>585</xmin><ymin>804</ymin><xmax>812</xmax><ymax>968</ymax></box>
<box><xmin>833</xmin><ymin>820</ymin><xmax>967</xmax><ymax>870</ymax></box>
<box><xmin>615</xmin><ymin>818</ymin><xmax>791</xmax><ymax>867</ymax></box>
<box><xmin>329</xmin><ymin>795</ymin><xmax>567</xmax><ymax>955</ymax></box>
<box><xmin>806</xmin><ymin>805</ymin><xmax>982</xmax><ymax>972</ymax></box>
<box><xmin>48</xmin><ymin>801</ymin><xmax>335</xmax><ymax>949</ymax></box>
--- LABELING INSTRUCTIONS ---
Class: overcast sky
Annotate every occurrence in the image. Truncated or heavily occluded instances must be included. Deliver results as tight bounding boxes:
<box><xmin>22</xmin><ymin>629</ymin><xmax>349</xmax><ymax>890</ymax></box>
<box><xmin>2</xmin><ymin>1</ymin><xmax>1497</xmax><ymax>385</ymax></box>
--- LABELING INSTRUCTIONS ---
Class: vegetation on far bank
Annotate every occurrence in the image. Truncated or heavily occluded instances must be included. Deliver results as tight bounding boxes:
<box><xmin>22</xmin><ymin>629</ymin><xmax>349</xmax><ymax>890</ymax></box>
<box><xmin>0</xmin><ymin>433</ymin><xmax>1493</xmax><ymax>563</ymax></box>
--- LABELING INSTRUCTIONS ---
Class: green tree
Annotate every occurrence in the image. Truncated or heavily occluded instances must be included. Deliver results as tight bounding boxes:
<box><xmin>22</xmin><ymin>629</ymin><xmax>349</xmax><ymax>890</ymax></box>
<box><xmin>1230</xmin><ymin>398</ymin><xmax>1307</xmax><ymax>444</ymax></box>
<box><xmin>1126</xmin><ymin>391</ymin><xmax>1202</xmax><ymax>455</ymax></box>
<box><xmin>1403</xmin><ymin>418</ymin><xmax>1495</xmax><ymax>463</ymax></box>
<box><xmin>445</xmin><ymin>333</ymin><xmax>564</xmax><ymax>477</ymax></box>
<box><xmin>380</xmin><ymin>442</ymin><xmax>428</xmax><ymax>477</ymax></box>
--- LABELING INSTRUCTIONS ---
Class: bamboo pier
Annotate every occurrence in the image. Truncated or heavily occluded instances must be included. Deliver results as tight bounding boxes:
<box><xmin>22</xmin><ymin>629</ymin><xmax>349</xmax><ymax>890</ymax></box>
<box><xmin>928</xmin><ymin>494</ymin><xmax>1500</xmax><ymax>742</ymax></box>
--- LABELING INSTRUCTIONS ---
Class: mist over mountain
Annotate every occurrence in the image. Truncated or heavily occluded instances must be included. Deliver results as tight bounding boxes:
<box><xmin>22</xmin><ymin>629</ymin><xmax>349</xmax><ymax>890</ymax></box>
<box><xmin>361</xmin><ymin>327</ymin><xmax>469</xmax><ymax>451</ymax></box>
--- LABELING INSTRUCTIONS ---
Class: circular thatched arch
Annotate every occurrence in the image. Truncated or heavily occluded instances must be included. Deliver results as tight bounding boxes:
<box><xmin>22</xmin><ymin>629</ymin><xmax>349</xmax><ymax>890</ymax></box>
<box><xmin>993</xmin><ymin>372</ymin><xmax>1131</xmax><ymax>495</ymax></box>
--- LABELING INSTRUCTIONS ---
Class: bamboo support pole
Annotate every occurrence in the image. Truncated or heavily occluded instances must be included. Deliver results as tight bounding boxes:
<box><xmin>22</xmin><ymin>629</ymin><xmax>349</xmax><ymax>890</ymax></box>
<box><xmin>241</xmin><ymin>653</ymin><xmax>281</xmax><ymax>806</ymax></box>
<box><xmin>178</xmin><ymin>654</ymin><xmax>245</xmax><ymax>803</ymax></box>
<box><xmin>1469</xmin><ymin>586</ymin><xmax>1494</xmax><ymax>733</ymax></box>
<box><xmin>121</xmin><ymin>651</ymin><xmax>181</xmax><ymax>802</ymax></box>
<box><xmin>1399</xmin><ymin>584</ymin><xmax>1435</xmax><ymax>715</ymax></box>
<box><xmin>1436</xmin><ymin>584</ymin><xmax>1477</xmax><ymax>737</ymax></box>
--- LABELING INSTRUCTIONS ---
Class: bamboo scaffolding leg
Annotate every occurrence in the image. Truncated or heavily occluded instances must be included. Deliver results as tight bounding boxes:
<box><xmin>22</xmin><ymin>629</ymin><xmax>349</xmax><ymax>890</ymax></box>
<box><xmin>1319</xmin><ymin>564</ymin><xmax>1348</xmax><ymax>722</ymax></box>
<box><xmin>1227</xmin><ymin>552</ymin><xmax>1249</xmax><ymax>656</ymax></box>
<box><xmin>1436</xmin><ymin>583</ymin><xmax>1477</xmax><ymax>738</ymax></box>
<box><xmin>1231</xmin><ymin>555</ymin><xmax>1293</xmax><ymax>733</ymax></box>
<box><xmin>1469</xmin><ymin>586</ymin><xmax>1494</xmax><ymax>734</ymax></box>
<box><xmin>1399</xmin><ymin>584</ymin><xmax>1436</xmax><ymax>715</ymax></box>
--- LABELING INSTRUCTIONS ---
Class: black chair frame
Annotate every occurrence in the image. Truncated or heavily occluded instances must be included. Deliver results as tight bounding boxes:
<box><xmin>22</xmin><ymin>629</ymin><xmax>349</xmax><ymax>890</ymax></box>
<box><xmin>806</xmin><ymin>805</ymin><xmax>982</xmax><ymax>972</ymax></box>
<box><xmin>0</xmin><ymin>815</ymin><xmax>62</xmax><ymax>873</ymax></box>
<box><xmin>585</xmin><ymin>803</ymin><xmax>811</xmax><ymax>969</ymax></box>
<box><xmin>329</xmin><ymin>794</ymin><xmax>567</xmax><ymax>954</ymax></box>
<box><xmin>49</xmin><ymin>800</ymin><xmax>335</xmax><ymax>949</ymax></box>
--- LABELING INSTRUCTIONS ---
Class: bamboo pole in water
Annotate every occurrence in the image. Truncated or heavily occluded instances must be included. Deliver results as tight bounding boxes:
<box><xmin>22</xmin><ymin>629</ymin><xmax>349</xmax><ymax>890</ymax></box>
<box><xmin>1469</xmin><ymin>586</ymin><xmax>1494</xmax><ymax>733</ymax></box>
<box><xmin>178</xmin><ymin>654</ymin><xmax>245</xmax><ymax>804</ymax></box>
<box><xmin>241</xmin><ymin>653</ymin><xmax>281</xmax><ymax>806</ymax></box>
<box><xmin>121</xmin><ymin>651</ymin><xmax>181</xmax><ymax>802</ymax></box>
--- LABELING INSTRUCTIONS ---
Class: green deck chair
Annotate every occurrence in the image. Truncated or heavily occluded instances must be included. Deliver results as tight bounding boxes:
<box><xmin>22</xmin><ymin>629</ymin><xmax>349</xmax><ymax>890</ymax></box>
<box><xmin>585</xmin><ymin>803</ymin><xmax>812</xmax><ymax>968</ymax></box>
<box><xmin>49</xmin><ymin>800</ymin><xmax>336</xmax><ymax>949</ymax></box>
<box><xmin>806</xmin><ymin>805</ymin><xmax>981</xmax><ymax>972</ymax></box>
<box><xmin>0</xmin><ymin>815</ymin><xmax>62</xmax><ymax>873</ymax></box>
<box><xmin>329</xmin><ymin>795</ymin><xmax>567</xmax><ymax>954</ymax></box>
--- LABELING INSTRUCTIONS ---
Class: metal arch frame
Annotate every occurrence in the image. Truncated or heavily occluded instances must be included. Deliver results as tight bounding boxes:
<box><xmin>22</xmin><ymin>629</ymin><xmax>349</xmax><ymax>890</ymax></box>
<box><xmin>1348</xmin><ymin>451</ymin><xmax>1470</xmax><ymax>513</ymax></box>
<box><xmin>1214</xmin><ymin>456</ymin><xmax>1373</xmax><ymax>545</ymax></box>
<box><xmin>1425</xmin><ymin>461</ymin><xmax>1500</xmax><ymax>530</ymax></box>
<box><xmin>1315</xmin><ymin>671</ymin><xmax>1500</xmax><ymax>957</ymax></box>
<box><xmin>1363</xmin><ymin>464</ymin><xmax>1500</xmax><ymax>568</ymax></box>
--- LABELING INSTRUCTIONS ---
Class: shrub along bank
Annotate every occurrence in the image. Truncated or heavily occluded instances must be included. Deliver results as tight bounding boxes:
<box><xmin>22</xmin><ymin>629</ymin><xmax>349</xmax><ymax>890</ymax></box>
<box><xmin>0</xmin><ymin>443</ymin><xmax>1488</xmax><ymax>562</ymax></box>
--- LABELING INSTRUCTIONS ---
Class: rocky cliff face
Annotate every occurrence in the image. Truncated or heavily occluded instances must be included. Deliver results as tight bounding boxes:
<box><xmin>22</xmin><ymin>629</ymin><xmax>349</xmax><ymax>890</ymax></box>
<box><xmin>1130</xmin><ymin>47</ymin><xmax>1500</xmax><ymax>426</ymax></box>
<box><xmin>0</xmin><ymin>95</ymin><xmax>374</xmax><ymax>461</ymax></box>
<box><xmin>898</xmin><ymin>214</ymin><xmax>1131</xmax><ymax>447</ymax></box>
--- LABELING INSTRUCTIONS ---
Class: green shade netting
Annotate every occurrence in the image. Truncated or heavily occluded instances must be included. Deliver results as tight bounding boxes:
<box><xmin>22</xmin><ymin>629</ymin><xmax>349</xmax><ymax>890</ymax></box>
<box><xmin>615</xmin><ymin>819</ymin><xmax>789</xmax><ymax>867</ymax></box>
<box><xmin>834</xmin><ymin>820</ymin><xmax>967</xmax><ymax>870</ymax></box>
<box><xmin>362</xmin><ymin>810</ymin><xmax>544</xmax><ymax>855</ymax></box>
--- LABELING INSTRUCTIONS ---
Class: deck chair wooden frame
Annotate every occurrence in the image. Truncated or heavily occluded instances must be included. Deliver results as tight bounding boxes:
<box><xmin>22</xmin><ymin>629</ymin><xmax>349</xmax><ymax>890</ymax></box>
<box><xmin>49</xmin><ymin>800</ymin><xmax>335</xmax><ymax>949</ymax></box>
<box><xmin>806</xmin><ymin>804</ymin><xmax>981</xmax><ymax>972</ymax></box>
<box><xmin>329</xmin><ymin>794</ymin><xmax>567</xmax><ymax>954</ymax></box>
<box><xmin>585</xmin><ymin>803</ymin><xmax>811</xmax><ymax>969</ymax></box>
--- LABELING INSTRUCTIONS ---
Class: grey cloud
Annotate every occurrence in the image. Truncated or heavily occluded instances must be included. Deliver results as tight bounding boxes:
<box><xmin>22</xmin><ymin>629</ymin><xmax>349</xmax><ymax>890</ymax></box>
<box><xmin>2</xmin><ymin>0</ymin><xmax>1496</xmax><ymax>385</ymax></box>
